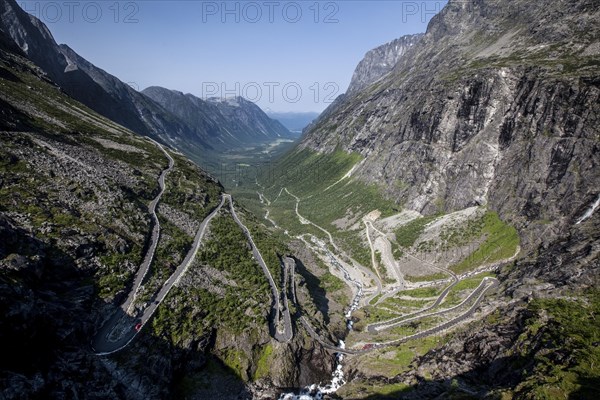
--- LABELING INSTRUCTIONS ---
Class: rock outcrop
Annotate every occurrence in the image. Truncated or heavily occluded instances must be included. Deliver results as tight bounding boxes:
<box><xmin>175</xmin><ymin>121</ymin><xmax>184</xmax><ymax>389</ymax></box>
<box><xmin>347</xmin><ymin>33</ymin><xmax>423</xmax><ymax>94</ymax></box>
<box><xmin>300</xmin><ymin>0</ymin><xmax>600</xmax><ymax>246</ymax></box>
<box><xmin>0</xmin><ymin>0</ymin><xmax>208</xmax><ymax>152</ymax></box>
<box><xmin>288</xmin><ymin>0</ymin><xmax>600</xmax><ymax>397</ymax></box>
<box><xmin>0</xmin><ymin>25</ymin><xmax>325</xmax><ymax>399</ymax></box>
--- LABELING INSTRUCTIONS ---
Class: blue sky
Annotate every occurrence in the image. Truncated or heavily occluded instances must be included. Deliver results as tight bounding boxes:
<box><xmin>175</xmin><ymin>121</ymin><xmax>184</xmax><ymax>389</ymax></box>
<box><xmin>19</xmin><ymin>1</ymin><xmax>447</xmax><ymax>112</ymax></box>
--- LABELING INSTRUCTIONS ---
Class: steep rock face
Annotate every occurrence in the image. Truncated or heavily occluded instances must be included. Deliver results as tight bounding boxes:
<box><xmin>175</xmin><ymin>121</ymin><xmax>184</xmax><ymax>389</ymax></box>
<box><xmin>293</xmin><ymin>1</ymin><xmax>600</xmax><ymax>397</ymax></box>
<box><xmin>205</xmin><ymin>96</ymin><xmax>291</xmax><ymax>141</ymax></box>
<box><xmin>299</xmin><ymin>0</ymin><xmax>600</xmax><ymax>245</ymax></box>
<box><xmin>56</xmin><ymin>44</ymin><xmax>209</xmax><ymax>149</ymax></box>
<box><xmin>347</xmin><ymin>33</ymin><xmax>423</xmax><ymax>94</ymax></box>
<box><xmin>0</xmin><ymin>0</ymin><xmax>64</xmax><ymax>79</ymax></box>
<box><xmin>142</xmin><ymin>86</ymin><xmax>292</xmax><ymax>150</ymax></box>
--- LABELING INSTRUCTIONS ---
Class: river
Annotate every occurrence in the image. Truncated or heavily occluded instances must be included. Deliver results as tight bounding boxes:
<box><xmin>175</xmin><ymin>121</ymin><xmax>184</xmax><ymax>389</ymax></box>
<box><xmin>278</xmin><ymin>238</ymin><xmax>365</xmax><ymax>399</ymax></box>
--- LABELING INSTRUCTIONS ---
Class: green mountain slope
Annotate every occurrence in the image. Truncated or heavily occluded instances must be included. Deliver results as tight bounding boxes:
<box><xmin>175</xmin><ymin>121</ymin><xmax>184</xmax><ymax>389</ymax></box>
<box><xmin>0</xmin><ymin>29</ymin><xmax>328</xmax><ymax>399</ymax></box>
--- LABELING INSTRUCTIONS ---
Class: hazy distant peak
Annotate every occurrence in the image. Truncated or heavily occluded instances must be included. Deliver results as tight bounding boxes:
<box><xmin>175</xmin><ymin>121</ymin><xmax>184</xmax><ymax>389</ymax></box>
<box><xmin>142</xmin><ymin>86</ymin><xmax>294</xmax><ymax>148</ymax></box>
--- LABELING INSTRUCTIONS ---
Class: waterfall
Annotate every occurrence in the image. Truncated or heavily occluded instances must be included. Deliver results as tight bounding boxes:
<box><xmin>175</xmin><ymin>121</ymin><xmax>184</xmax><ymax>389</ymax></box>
<box><xmin>277</xmin><ymin>341</ymin><xmax>347</xmax><ymax>400</ymax></box>
<box><xmin>575</xmin><ymin>194</ymin><xmax>600</xmax><ymax>225</ymax></box>
<box><xmin>278</xmin><ymin>236</ymin><xmax>365</xmax><ymax>399</ymax></box>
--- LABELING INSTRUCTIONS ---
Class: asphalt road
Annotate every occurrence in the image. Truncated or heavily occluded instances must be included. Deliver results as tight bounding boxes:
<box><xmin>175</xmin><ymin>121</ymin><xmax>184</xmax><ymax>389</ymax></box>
<box><xmin>367</xmin><ymin>277</ymin><xmax>461</xmax><ymax>332</ymax></box>
<box><xmin>279</xmin><ymin>257</ymin><xmax>294</xmax><ymax>342</ymax></box>
<box><xmin>281</xmin><ymin>215</ymin><xmax>500</xmax><ymax>355</ymax></box>
<box><xmin>92</xmin><ymin>142</ymin><xmax>175</xmax><ymax>354</ymax></box>
<box><xmin>364</xmin><ymin>220</ymin><xmax>383</xmax><ymax>281</ymax></box>
<box><xmin>93</xmin><ymin>190</ymin><xmax>298</xmax><ymax>354</ymax></box>
<box><xmin>329</xmin><ymin>278</ymin><xmax>498</xmax><ymax>355</ymax></box>
<box><xmin>92</xmin><ymin>194</ymin><xmax>226</xmax><ymax>355</ymax></box>
<box><xmin>368</xmin><ymin>277</ymin><xmax>494</xmax><ymax>332</ymax></box>
<box><xmin>251</xmin><ymin>185</ymin><xmax>505</xmax><ymax>357</ymax></box>
<box><xmin>284</xmin><ymin>187</ymin><xmax>382</xmax><ymax>304</ymax></box>
<box><xmin>374</xmin><ymin>247</ymin><xmax>458</xmax><ymax>306</ymax></box>
<box><xmin>287</xmin><ymin>267</ymin><xmax>499</xmax><ymax>355</ymax></box>
<box><xmin>373</xmin><ymin>278</ymin><xmax>500</xmax><ymax>348</ymax></box>
<box><xmin>228</xmin><ymin>195</ymin><xmax>293</xmax><ymax>343</ymax></box>
<box><xmin>123</xmin><ymin>142</ymin><xmax>174</xmax><ymax>315</ymax></box>
<box><xmin>365</xmin><ymin>221</ymin><xmax>405</xmax><ymax>285</ymax></box>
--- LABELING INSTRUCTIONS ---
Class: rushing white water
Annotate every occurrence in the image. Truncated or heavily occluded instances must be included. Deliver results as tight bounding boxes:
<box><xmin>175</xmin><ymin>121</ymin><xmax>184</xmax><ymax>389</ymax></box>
<box><xmin>325</xmin><ymin>250</ymin><xmax>363</xmax><ymax>320</ymax></box>
<box><xmin>576</xmin><ymin>194</ymin><xmax>600</xmax><ymax>224</ymax></box>
<box><xmin>278</xmin><ymin>341</ymin><xmax>347</xmax><ymax>400</ymax></box>
<box><xmin>279</xmin><ymin>238</ymin><xmax>364</xmax><ymax>399</ymax></box>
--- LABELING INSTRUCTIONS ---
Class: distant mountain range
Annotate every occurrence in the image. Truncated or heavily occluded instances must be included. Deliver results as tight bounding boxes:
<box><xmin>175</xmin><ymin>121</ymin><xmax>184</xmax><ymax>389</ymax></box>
<box><xmin>1</xmin><ymin>0</ymin><xmax>599</xmax><ymax>398</ymax></box>
<box><xmin>142</xmin><ymin>87</ymin><xmax>293</xmax><ymax>151</ymax></box>
<box><xmin>0</xmin><ymin>0</ymin><xmax>292</xmax><ymax>164</ymax></box>
<box><xmin>266</xmin><ymin>111</ymin><xmax>320</xmax><ymax>134</ymax></box>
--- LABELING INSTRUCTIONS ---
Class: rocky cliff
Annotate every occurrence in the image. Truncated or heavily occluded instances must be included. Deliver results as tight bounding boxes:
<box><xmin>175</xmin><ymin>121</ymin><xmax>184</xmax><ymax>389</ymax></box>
<box><xmin>301</xmin><ymin>0</ymin><xmax>599</xmax><ymax>246</ymax></box>
<box><xmin>0</xmin><ymin>0</ymin><xmax>213</xmax><ymax>155</ymax></box>
<box><xmin>338</xmin><ymin>210</ymin><xmax>599</xmax><ymax>399</ymax></box>
<box><xmin>347</xmin><ymin>33</ymin><xmax>423</xmax><ymax>94</ymax></box>
<box><xmin>288</xmin><ymin>0</ymin><xmax>600</xmax><ymax>397</ymax></box>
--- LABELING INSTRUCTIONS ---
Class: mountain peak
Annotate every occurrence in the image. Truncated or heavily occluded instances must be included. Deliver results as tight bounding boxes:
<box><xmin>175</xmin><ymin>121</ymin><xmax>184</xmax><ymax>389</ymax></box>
<box><xmin>0</xmin><ymin>0</ymin><xmax>66</xmax><ymax>77</ymax></box>
<box><xmin>206</xmin><ymin>96</ymin><xmax>244</xmax><ymax>107</ymax></box>
<box><xmin>143</xmin><ymin>85</ymin><xmax>184</xmax><ymax>98</ymax></box>
<box><xmin>347</xmin><ymin>33</ymin><xmax>424</xmax><ymax>94</ymax></box>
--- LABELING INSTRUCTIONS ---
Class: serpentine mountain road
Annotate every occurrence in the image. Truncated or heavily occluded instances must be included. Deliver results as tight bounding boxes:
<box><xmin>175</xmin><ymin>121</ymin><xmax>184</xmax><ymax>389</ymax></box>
<box><xmin>93</xmin><ymin>188</ymin><xmax>295</xmax><ymax>354</ymax></box>
<box><xmin>125</xmin><ymin>142</ymin><xmax>174</xmax><ymax>315</ymax></box>
<box><xmin>283</xmin><ymin>187</ymin><xmax>382</xmax><ymax>304</ymax></box>
<box><xmin>281</xmin><ymin>227</ymin><xmax>500</xmax><ymax>354</ymax></box>
<box><xmin>367</xmin><ymin>277</ymin><xmax>495</xmax><ymax>333</ymax></box>
<box><xmin>92</xmin><ymin>194</ymin><xmax>226</xmax><ymax>355</ymax></box>
<box><xmin>255</xmin><ymin>186</ymin><xmax>506</xmax><ymax>356</ymax></box>
<box><xmin>228</xmin><ymin>195</ymin><xmax>293</xmax><ymax>342</ymax></box>
<box><xmin>294</xmin><ymin>276</ymin><xmax>499</xmax><ymax>355</ymax></box>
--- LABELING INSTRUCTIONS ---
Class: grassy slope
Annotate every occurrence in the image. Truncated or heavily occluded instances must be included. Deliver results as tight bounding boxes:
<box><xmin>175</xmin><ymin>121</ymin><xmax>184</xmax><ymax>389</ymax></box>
<box><xmin>450</xmin><ymin>212</ymin><xmax>519</xmax><ymax>274</ymax></box>
<box><xmin>510</xmin><ymin>290</ymin><xmax>600</xmax><ymax>398</ymax></box>
<box><xmin>0</xmin><ymin>45</ymin><xmax>286</xmax><ymax>394</ymax></box>
<box><xmin>0</xmin><ymin>42</ymin><xmax>256</xmax><ymax>296</ymax></box>
<box><xmin>0</xmin><ymin>47</ymin><xmax>226</xmax><ymax>299</ymax></box>
<box><xmin>151</xmin><ymin>209</ymin><xmax>274</xmax><ymax>383</ymax></box>
<box><xmin>0</xmin><ymin>41</ymin><xmax>308</xmax><ymax>400</ymax></box>
<box><xmin>240</xmin><ymin>148</ymin><xmax>399</xmax><ymax>269</ymax></box>
<box><xmin>151</xmin><ymin>209</ymin><xmax>271</xmax><ymax>341</ymax></box>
